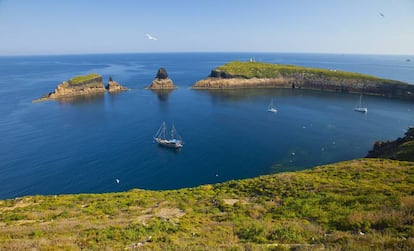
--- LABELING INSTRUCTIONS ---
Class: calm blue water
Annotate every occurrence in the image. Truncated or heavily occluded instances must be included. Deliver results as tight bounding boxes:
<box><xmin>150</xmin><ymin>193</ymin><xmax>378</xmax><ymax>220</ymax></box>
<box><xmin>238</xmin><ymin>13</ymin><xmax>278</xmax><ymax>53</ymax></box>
<box><xmin>0</xmin><ymin>53</ymin><xmax>413</xmax><ymax>199</ymax></box>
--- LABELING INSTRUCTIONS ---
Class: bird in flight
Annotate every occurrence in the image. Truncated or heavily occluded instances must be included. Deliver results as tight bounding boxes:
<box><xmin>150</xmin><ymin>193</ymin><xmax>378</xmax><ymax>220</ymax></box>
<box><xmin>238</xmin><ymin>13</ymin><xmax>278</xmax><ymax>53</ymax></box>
<box><xmin>379</xmin><ymin>12</ymin><xmax>385</xmax><ymax>18</ymax></box>
<box><xmin>146</xmin><ymin>33</ymin><xmax>158</xmax><ymax>41</ymax></box>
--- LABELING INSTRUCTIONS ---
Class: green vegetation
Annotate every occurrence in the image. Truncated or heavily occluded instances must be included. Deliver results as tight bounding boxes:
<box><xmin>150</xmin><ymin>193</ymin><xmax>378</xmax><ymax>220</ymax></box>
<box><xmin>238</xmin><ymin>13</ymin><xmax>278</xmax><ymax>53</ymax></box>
<box><xmin>215</xmin><ymin>61</ymin><xmax>393</xmax><ymax>82</ymax></box>
<box><xmin>1</xmin><ymin>129</ymin><xmax>413</xmax><ymax>250</ymax></box>
<box><xmin>1</xmin><ymin>158</ymin><xmax>413</xmax><ymax>250</ymax></box>
<box><xmin>68</xmin><ymin>73</ymin><xmax>101</xmax><ymax>85</ymax></box>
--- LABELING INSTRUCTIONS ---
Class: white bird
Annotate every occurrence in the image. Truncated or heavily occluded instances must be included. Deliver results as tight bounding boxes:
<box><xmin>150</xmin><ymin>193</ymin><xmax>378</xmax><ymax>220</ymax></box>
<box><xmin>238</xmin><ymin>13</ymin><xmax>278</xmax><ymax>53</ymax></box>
<box><xmin>145</xmin><ymin>33</ymin><xmax>158</xmax><ymax>41</ymax></box>
<box><xmin>115</xmin><ymin>178</ymin><xmax>120</xmax><ymax>184</ymax></box>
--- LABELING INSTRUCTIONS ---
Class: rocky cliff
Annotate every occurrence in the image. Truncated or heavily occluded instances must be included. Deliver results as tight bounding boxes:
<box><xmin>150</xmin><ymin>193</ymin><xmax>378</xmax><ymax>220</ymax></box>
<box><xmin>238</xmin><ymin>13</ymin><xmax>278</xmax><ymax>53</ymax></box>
<box><xmin>146</xmin><ymin>68</ymin><xmax>177</xmax><ymax>90</ymax></box>
<box><xmin>367</xmin><ymin>127</ymin><xmax>414</xmax><ymax>161</ymax></box>
<box><xmin>193</xmin><ymin>61</ymin><xmax>414</xmax><ymax>100</ymax></box>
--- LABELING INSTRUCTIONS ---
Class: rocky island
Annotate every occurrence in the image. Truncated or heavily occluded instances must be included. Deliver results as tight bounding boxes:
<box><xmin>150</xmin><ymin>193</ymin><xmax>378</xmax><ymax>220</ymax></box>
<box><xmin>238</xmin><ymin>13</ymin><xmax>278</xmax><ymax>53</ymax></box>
<box><xmin>193</xmin><ymin>61</ymin><xmax>414</xmax><ymax>100</ymax></box>
<box><xmin>34</xmin><ymin>74</ymin><xmax>128</xmax><ymax>102</ymax></box>
<box><xmin>146</xmin><ymin>68</ymin><xmax>177</xmax><ymax>90</ymax></box>
<box><xmin>106</xmin><ymin>76</ymin><xmax>129</xmax><ymax>93</ymax></box>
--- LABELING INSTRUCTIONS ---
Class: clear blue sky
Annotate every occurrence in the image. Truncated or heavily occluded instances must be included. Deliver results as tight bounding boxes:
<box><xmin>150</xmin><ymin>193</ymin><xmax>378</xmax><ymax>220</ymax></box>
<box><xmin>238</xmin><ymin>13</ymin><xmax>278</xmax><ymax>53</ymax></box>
<box><xmin>0</xmin><ymin>0</ymin><xmax>413</xmax><ymax>55</ymax></box>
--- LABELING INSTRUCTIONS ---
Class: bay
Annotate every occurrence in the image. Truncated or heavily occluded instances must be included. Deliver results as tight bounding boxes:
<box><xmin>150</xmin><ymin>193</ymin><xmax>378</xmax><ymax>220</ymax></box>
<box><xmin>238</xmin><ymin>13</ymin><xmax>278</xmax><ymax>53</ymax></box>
<box><xmin>0</xmin><ymin>53</ymin><xmax>413</xmax><ymax>199</ymax></box>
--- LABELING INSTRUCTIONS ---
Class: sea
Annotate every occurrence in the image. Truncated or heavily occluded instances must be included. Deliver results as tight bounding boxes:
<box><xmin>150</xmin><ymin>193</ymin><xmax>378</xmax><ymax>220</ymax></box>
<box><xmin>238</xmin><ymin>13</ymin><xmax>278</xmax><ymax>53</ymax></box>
<box><xmin>0</xmin><ymin>52</ymin><xmax>413</xmax><ymax>199</ymax></box>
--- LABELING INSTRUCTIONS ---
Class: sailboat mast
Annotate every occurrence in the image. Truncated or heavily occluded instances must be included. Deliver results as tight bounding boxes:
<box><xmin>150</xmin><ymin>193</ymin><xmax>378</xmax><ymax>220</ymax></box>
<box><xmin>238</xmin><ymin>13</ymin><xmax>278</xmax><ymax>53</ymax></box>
<box><xmin>171</xmin><ymin>125</ymin><xmax>175</xmax><ymax>139</ymax></box>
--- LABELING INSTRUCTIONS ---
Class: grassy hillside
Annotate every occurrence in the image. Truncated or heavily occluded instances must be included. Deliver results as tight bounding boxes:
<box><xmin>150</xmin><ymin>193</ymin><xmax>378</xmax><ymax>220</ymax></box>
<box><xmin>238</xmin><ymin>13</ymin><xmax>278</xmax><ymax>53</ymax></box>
<box><xmin>214</xmin><ymin>61</ymin><xmax>398</xmax><ymax>82</ymax></box>
<box><xmin>1</xmin><ymin>157</ymin><xmax>414</xmax><ymax>250</ymax></box>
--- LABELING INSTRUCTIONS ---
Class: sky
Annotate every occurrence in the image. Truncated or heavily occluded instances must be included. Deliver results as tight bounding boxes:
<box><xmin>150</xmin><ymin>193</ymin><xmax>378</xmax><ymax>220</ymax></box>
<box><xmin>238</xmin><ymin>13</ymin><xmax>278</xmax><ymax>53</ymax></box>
<box><xmin>0</xmin><ymin>0</ymin><xmax>413</xmax><ymax>55</ymax></box>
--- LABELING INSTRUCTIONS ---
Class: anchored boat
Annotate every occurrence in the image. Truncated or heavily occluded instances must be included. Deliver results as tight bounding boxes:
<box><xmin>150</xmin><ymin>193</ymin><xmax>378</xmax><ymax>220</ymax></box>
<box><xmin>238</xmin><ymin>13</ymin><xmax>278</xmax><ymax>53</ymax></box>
<box><xmin>267</xmin><ymin>99</ymin><xmax>277</xmax><ymax>113</ymax></box>
<box><xmin>354</xmin><ymin>94</ymin><xmax>368</xmax><ymax>113</ymax></box>
<box><xmin>154</xmin><ymin>122</ymin><xmax>183</xmax><ymax>148</ymax></box>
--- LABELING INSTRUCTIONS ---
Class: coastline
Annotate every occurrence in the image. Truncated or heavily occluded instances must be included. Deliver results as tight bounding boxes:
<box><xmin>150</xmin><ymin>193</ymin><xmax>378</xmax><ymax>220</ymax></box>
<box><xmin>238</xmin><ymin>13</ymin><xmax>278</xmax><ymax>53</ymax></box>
<box><xmin>192</xmin><ymin>61</ymin><xmax>414</xmax><ymax>100</ymax></box>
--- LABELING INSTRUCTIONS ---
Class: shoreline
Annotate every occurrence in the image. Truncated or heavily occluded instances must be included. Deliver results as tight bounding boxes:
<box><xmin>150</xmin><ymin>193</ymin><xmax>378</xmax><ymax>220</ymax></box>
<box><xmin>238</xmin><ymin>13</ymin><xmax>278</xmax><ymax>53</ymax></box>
<box><xmin>192</xmin><ymin>61</ymin><xmax>414</xmax><ymax>100</ymax></box>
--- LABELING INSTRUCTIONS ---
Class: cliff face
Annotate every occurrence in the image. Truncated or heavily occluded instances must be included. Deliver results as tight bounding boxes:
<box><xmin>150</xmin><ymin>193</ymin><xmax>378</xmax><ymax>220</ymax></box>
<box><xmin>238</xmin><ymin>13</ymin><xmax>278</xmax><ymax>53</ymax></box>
<box><xmin>146</xmin><ymin>68</ymin><xmax>177</xmax><ymax>90</ymax></box>
<box><xmin>193</xmin><ymin>76</ymin><xmax>293</xmax><ymax>89</ymax></box>
<box><xmin>193</xmin><ymin>62</ymin><xmax>414</xmax><ymax>100</ymax></box>
<box><xmin>34</xmin><ymin>74</ymin><xmax>106</xmax><ymax>102</ymax></box>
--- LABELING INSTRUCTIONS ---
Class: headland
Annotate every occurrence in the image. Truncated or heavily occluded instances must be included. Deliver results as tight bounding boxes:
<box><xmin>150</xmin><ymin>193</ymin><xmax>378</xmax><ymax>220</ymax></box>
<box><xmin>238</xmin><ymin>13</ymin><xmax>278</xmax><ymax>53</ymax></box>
<box><xmin>193</xmin><ymin>61</ymin><xmax>414</xmax><ymax>100</ymax></box>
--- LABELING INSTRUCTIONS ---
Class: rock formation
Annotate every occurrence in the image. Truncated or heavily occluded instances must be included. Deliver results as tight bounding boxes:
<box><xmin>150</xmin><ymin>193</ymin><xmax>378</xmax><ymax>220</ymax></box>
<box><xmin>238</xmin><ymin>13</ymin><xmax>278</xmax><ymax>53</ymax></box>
<box><xmin>366</xmin><ymin>127</ymin><xmax>414</xmax><ymax>161</ymax></box>
<box><xmin>33</xmin><ymin>74</ymin><xmax>128</xmax><ymax>102</ymax></box>
<box><xmin>192</xmin><ymin>61</ymin><xmax>414</xmax><ymax>100</ymax></box>
<box><xmin>146</xmin><ymin>68</ymin><xmax>177</xmax><ymax>90</ymax></box>
<box><xmin>106</xmin><ymin>76</ymin><xmax>128</xmax><ymax>93</ymax></box>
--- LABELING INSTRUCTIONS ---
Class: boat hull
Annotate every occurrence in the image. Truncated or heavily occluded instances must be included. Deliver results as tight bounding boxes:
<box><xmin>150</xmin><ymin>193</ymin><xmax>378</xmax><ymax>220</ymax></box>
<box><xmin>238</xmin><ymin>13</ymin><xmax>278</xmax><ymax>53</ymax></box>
<box><xmin>354</xmin><ymin>108</ymin><xmax>368</xmax><ymax>113</ymax></box>
<box><xmin>155</xmin><ymin>138</ymin><xmax>183</xmax><ymax>148</ymax></box>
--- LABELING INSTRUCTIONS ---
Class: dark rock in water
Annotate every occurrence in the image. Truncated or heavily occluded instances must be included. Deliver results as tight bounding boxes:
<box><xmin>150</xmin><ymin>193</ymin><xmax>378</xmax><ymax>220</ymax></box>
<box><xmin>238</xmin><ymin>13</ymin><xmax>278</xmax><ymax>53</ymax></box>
<box><xmin>156</xmin><ymin>68</ymin><xmax>169</xmax><ymax>79</ymax></box>
<box><xmin>146</xmin><ymin>68</ymin><xmax>177</xmax><ymax>90</ymax></box>
<box><xmin>106</xmin><ymin>77</ymin><xmax>128</xmax><ymax>93</ymax></box>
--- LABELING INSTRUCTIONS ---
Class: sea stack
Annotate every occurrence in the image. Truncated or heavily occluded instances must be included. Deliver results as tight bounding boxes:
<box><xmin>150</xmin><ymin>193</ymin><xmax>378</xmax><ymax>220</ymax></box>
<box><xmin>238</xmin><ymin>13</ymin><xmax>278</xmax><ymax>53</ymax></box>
<box><xmin>106</xmin><ymin>76</ymin><xmax>128</xmax><ymax>93</ymax></box>
<box><xmin>146</xmin><ymin>68</ymin><xmax>177</xmax><ymax>90</ymax></box>
<box><xmin>34</xmin><ymin>73</ymin><xmax>106</xmax><ymax>102</ymax></box>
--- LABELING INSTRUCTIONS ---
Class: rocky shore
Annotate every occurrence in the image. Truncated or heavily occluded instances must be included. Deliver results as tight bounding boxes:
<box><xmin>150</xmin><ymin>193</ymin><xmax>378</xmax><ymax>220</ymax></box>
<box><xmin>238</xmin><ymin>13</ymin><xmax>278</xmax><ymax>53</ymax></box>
<box><xmin>193</xmin><ymin>61</ymin><xmax>414</xmax><ymax>100</ymax></box>
<box><xmin>367</xmin><ymin>127</ymin><xmax>414</xmax><ymax>161</ymax></box>
<box><xmin>33</xmin><ymin>74</ymin><xmax>128</xmax><ymax>102</ymax></box>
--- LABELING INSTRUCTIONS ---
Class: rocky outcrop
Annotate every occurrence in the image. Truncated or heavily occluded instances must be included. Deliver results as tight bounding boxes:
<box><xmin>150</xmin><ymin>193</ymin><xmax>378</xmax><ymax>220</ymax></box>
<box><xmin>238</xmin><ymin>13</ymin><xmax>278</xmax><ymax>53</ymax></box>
<box><xmin>34</xmin><ymin>74</ymin><xmax>106</xmax><ymax>102</ymax></box>
<box><xmin>192</xmin><ymin>62</ymin><xmax>414</xmax><ymax>100</ymax></box>
<box><xmin>34</xmin><ymin>74</ymin><xmax>128</xmax><ymax>102</ymax></box>
<box><xmin>146</xmin><ymin>68</ymin><xmax>177</xmax><ymax>90</ymax></box>
<box><xmin>106</xmin><ymin>76</ymin><xmax>128</xmax><ymax>93</ymax></box>
<box><xmin>366</xmin><ymin>127</ymin><xmax>414</xmax><ymax>161</ymax></box>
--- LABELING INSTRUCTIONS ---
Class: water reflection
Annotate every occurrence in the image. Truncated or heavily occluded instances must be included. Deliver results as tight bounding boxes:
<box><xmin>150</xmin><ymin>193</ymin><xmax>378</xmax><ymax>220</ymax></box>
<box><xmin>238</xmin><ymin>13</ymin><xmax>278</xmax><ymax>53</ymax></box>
<box><xmin>57</xmin><ymin>93</ymin><xmax>105</xmax><ymax>105</ymax></box>
<box><xmin>151</xmin><ymin>89</ymin><xmax>173</xmax><ymax>101</ymax></box>
<box><xmin>195</xmin><ymin>88</ymin><xmax>311</xmax><ymax>104</ymax></box>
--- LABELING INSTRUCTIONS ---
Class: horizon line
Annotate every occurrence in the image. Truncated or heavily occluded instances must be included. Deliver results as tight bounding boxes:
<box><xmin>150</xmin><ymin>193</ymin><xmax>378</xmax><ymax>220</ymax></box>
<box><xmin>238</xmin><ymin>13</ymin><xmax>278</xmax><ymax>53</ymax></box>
<box><xmin>1</xmin><ymin>51</ymin><xmax>414</xmax><ymax>57</ymax></box>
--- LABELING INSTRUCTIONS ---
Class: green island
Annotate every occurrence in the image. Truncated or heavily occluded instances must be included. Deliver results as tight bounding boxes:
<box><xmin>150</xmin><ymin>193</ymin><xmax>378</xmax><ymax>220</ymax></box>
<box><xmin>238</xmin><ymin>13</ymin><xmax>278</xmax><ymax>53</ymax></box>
<box><xmin>1</xmin><ymin>129</ymin><xmax>413</xmax><ymax>250</ymax></box>
<box><xmin>193</xmin><ymin>61</ymin><xmax>414</xmax><ymax>100</ymax></box>
<box><xmin>33</xmin><ymin>74</ymin><xmax>128</xmax><ymax>102</ymax></box>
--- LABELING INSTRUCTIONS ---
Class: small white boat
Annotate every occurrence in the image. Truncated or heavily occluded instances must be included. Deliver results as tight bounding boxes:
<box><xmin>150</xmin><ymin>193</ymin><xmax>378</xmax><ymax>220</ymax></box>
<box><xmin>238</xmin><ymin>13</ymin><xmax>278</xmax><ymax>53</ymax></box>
<box><xmin>267</xmin><ymin>99</ymin><xmax>277</xmax><ymax>113</ymax></box>
<box><xmin>354</xmin><ymin>94</ymin><xmax>368</xmax><ymax>113</ymax></box>
<box><xmin>154</xmin><ymin>122</ymin><xmax>183</xmax><ymax>148</ymax></box>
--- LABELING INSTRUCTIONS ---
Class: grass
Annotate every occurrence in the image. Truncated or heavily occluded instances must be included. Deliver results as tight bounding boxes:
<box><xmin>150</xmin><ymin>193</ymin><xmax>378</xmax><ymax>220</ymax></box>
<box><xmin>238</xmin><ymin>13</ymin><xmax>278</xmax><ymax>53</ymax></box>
<box><xmin>68</xmin><ymin>73</ymin><xmax>101</xmax><ymax>85</ymax></box>
<box><xmin>1</xmin><ymin>158</ymin><xmax>413</xmax><ymax>250</ymax></box>
<box><xmin>215</xmin><ymin>61</ymin><xmax>400</xmax><ymax>82</ymax></box>
<box><xmin>1</xmin><ymin>129</ymin><xmax>413</xmax><ymax>250</ymax></box>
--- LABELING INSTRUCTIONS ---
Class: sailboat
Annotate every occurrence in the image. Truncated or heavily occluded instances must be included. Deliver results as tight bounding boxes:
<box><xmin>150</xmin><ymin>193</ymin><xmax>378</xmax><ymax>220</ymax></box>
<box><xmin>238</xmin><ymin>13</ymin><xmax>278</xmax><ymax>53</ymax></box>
<box><xmin>154</xmin><ymin>122</ymin><xmax>183</xmax><ymax>148</ymax></box>
<box><xmin>267</xmin><ymin>99</ymin><xmax>277</xmax><ymax>113</ymax></box>
<box><xmin>354</xmin><ymin>94</ymin><xmax>368</xmax><ymax>113</ymax></box>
